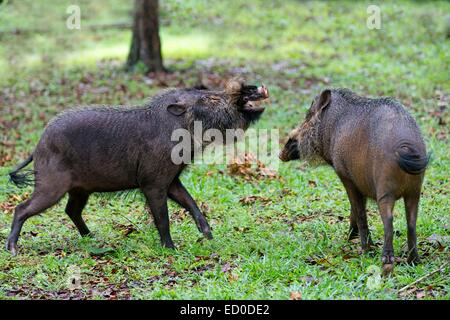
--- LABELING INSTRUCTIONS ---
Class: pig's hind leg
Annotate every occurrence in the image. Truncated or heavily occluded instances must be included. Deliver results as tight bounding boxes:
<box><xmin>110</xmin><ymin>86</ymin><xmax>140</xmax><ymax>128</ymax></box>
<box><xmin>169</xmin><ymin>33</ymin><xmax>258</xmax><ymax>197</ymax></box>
<box><xmin>404</xmin><ymin>193</ymin><xmax>420</xmax><ymax>264</ymax></box>
<box><xmin>377</xmin><ymin>196</ymin><xmax>396</xmax><ymax>275</ymax></box>
<box><xmin>6</xmin><ymin>184</ymin><xmax>68</xmax><ymax>255</ymax></box>
<box><xmin>168</xmin><ymin>178</ymin><xmax>213</xmax><ymax>239</ymax></box>
<box><xmin>65</xmin><ymin>191</ymin><xmax>91</xmax><ymax>236</ymax></box>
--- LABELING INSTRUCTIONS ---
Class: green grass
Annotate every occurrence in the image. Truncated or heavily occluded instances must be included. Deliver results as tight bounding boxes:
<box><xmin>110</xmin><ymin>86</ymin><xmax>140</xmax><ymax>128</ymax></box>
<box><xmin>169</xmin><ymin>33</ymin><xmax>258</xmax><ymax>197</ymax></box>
<box><xmin>0</xmin><ymin>0</ymin><xmax>449</xmax><ymax>299</ymax></box>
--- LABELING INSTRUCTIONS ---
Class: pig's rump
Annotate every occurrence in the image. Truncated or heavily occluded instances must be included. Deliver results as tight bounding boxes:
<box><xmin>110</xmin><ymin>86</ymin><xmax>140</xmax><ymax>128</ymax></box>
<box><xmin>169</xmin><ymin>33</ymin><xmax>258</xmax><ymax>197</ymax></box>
<box><xmin>330</xmin><ymin>103</ymin><xmax>427</xmax><ymax>200</ymax></box>
<box><xmin>32</xmin><ymin>108</ymin><xmax>179</xmax><ymax>192</ymax></box>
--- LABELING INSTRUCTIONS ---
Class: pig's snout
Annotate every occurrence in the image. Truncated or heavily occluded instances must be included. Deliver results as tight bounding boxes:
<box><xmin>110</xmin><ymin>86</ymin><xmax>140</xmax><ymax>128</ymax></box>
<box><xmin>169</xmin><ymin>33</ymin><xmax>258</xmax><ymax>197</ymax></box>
<box><xmin>240</xmin><ymin>84</ymin><xmax>269</xmax><ymax>103</ymax></box>
<box><xmin>279</xmin><ymin>139</ymin><xmax>300</xmax><ymax>162</ymax></box>
<box><xmin>258</xmin><ymin>84</ymin><xmax>269</xmax><ymax>99</ymax></box>
<box><xmin>279</xmin><ymin>149</ymin><xmax>289</xmax><ymax>162</ymax></box>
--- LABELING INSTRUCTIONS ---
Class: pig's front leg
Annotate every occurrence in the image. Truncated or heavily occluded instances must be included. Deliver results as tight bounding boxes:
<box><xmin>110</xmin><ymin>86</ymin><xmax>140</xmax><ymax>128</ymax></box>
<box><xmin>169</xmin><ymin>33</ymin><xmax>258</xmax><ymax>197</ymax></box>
<box><xmin>142</xmin><ymin>187</ymin><xmax>175</xmax><ymax>249</ymax></box>
<box><xmin>168</xmin><ymin>177</ymin><xmax>213</xmax><ymax>239</ymax></box>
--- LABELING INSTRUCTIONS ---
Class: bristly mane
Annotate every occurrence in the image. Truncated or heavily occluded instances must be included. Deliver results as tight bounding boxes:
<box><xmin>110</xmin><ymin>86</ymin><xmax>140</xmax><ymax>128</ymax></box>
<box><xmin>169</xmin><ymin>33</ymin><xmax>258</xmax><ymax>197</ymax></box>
<box><xmin>332</xmin><ymin>88</ymin><xmax>402</xmax><ymax>109</ymax></box>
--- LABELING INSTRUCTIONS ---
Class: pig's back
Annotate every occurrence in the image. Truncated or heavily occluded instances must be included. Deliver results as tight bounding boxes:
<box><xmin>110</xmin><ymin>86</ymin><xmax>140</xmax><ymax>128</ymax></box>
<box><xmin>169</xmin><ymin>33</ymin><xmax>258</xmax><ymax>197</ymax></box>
<box><xmin>373</xmin><ymin>103</ymin><xmax>424</xmax><ymax>145</ymax></box>
<box><xmin>330</xmin><ymin>90</ymin><xmax>425</xmax><ymax>154</ymax></box>
<box><xmin>40</xmin><ymin>106</ymin><xmax>176</xmax><ymax>155</ymax></box>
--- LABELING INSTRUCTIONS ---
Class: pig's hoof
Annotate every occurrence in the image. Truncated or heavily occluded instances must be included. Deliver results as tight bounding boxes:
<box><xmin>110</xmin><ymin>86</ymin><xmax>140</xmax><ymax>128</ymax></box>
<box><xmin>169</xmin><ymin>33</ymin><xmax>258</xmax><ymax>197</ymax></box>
<box><xmin>348</xmin><ymin>227</ymin><xmax>359</xmax><ymax>240</ymax></box>
<box><xmin>198</xmin><ymin>221</ymin><xmax>212</xmax><ymax>238</ymax></box>
<box><xmin>5</xmin><ymin>239</ymin><xmax>18</xmax><ymax>256</ymax></box>
<box><xmin>361</xmin><ymin>245</ymin><xmax>372</xmax><ymax>253</ymax></box>
<box><xmin>163</xmin><ymin>243</ymin><xmax>176</xmax><ymax>250</ymax></box>
<box><xmin>381</xmin><ymin>253</ymin><xmax>395</xmax><ymax>276</ymax></box>
<box><xmin>382</xmin><ymin>263</ymin><xmax>394</xmax><ymax>276</ymax></box>
<box><xmin>205</xmin><ymin>231</ymin><xmax>213</xmax><ymax>240</ymax></box>
<box><xmin>407</xmin><ymin>253</ymin><xmax>420</xmax><ymax>265</ymax></box>
<box><xmin>381</xmin><ymin>254</ymin><xmax>395</xmax><ymax>265</ymax></box>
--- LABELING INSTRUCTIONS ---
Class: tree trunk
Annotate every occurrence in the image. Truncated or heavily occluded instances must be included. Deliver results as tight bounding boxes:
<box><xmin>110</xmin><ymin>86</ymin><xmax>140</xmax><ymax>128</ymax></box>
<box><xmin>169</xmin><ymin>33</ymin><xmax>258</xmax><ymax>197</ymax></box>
<box><xmin>127</xmin><ymin>0</ymin><xmax>164</xmax><ymax>72</ymax></box>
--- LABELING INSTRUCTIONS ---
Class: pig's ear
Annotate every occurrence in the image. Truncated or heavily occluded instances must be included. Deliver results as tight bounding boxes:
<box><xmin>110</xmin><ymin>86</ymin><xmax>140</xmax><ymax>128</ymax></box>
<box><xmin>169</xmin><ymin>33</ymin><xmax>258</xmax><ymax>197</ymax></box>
<box><xmin>167</xmin><ymin>103</ymin><xmax>187</xmax><ymax>116</ymax></box>
<box><xmin>314</xmin><ymin>89</ymin><xmax>331</xmax><ymax>114</ymax></box>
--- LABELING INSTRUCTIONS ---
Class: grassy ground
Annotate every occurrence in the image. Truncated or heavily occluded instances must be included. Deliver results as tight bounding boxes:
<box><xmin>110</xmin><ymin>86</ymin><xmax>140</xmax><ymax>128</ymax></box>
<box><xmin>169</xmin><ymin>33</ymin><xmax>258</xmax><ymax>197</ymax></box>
<box><xmin>0</xmin><ymin>0</ymin><xmax>449</xmax><ymax>299</ymax></box>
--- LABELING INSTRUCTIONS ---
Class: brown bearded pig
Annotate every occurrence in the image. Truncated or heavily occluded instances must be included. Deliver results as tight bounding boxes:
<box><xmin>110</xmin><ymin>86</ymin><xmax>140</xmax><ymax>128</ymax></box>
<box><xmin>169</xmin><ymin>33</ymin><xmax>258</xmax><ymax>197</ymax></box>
<box><xmin>6</xmin><ymin>79</ymin><xmax>269</xmax><ymax>255</ymax></box>
<box><xmin>279</xmin><ymin>88</ymin><xmax>429</xmax><ymax>274</ymax></box>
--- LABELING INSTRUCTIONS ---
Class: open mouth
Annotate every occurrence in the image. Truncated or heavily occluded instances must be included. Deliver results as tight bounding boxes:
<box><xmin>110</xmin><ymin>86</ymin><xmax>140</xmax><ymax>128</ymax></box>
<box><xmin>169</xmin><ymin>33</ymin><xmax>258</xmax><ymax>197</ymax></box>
<box><xmin>239</xmin><ymin>84</ymin><xmax>269</xmax><ymax>113</ymax></box>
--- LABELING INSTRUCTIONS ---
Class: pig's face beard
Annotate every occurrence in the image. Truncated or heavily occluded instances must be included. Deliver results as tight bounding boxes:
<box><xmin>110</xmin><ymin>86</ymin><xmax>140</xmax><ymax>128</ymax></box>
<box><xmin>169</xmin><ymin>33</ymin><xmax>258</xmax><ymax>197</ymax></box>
<box><xmin>203</xmin><ymin>99</ymin><xmax>266</xmax><ymax>132</ymax></box>
<box><xmin>186</xmin><ymin>84</ymin><xmax>268</xmax><ymax>136</ymax></box>
<box><xmin>292</xmin><ymin>120</ymin><xmax>325</xmax><ymax>166</ymax></box>
<box><xmin>238</xmin><ymin>104</ymin><xmax>265</xmax><ymax>124</ymax></box>
<box><xmin>187</xmin><ymin>105</ymin><xmax>248</xmax><ymax>133</ymax></box>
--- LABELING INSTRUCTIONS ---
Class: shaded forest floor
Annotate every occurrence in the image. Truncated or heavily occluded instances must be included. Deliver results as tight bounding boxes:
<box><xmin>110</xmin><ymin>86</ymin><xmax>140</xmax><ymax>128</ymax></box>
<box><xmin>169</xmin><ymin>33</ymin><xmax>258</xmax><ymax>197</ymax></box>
<box><xmin>0</xmin><ymin>0</ymin><xmax>449</xmax><ymax>299</ymax></box>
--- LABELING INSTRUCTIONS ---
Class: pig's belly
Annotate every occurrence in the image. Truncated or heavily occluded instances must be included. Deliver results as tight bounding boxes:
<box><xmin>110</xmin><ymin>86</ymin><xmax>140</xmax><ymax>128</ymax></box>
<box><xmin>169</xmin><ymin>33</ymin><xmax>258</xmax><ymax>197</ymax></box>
<box><xmin>70</xmin><ymin>167</ymin><xmax>141</xmax><ymax>192</ymax></box>
<box><xmin>47</xmin><ymin>152</ymin><xmax>143</xmax><ymax>192</ymax></box>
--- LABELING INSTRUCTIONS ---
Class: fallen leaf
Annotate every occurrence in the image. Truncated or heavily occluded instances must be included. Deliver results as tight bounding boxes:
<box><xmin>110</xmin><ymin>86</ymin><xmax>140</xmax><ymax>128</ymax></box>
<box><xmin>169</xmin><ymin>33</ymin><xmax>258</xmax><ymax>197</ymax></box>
<box><xmin>228</xmin><ymin>273</ymin><xmax>239</xmax><ymax>282</ymax></box>
<box><xmin>233</xmin><ymin>226</ymin><xmax>250</xmax><ymax>233</ymax></box>
<box><xmin>239</xmin><ymin>195</ymin><xmax>272</xmax><ymax>206</ymax></box>
<box><xmin>280</xmin><ymin>188</ymin><xmax>296</xmax><ymax>197</ymax></box>
<box><xmin>115</xmin><ymin>223</ymin><xmax>137</xmax><ymax>237</ymax></box>
<box><xmin>171</xmin><ymin>208</ymin><xmax>188</xmax><ymax>222</ymax></box>
<box><xmin>290</xmin><ymin>291</ymin><xmax>302</xmax><ymax>300</ymax></box>
<box><xmin>200</xmin><ymin>202</ymin><xmax>210</xmax><ymax>215</ymax></box>
<box><xmin>221</xmin><ymin>263</ymin><xmax>232</xmax><ymax>273</ymax></box>
<box><xmin>227</xmin><ymin>153</ymin><xmax>280</xmax><ymax>181</ymax></box>
<box><xmin>416</xmin><ymin>290</ymin><xmax>426</xmax><ymax>299</ymax></box>
<box><xmin>299</xmin><ymin>276</ymin><xmax>316</xmax><ymax>284</ymax></box>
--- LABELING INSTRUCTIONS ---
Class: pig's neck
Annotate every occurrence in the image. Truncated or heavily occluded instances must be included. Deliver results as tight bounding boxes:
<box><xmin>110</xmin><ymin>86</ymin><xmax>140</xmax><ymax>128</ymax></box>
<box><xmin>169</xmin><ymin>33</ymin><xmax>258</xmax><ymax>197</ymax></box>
<box><xmin>318</xmin><ymin>106</ymin><xmax>340</xmax><ymax>166</ymax></box>
<box><xmin>185</xmin><ymin>109</ymin><xmax>248</xmax><ymax>140</ymax></box>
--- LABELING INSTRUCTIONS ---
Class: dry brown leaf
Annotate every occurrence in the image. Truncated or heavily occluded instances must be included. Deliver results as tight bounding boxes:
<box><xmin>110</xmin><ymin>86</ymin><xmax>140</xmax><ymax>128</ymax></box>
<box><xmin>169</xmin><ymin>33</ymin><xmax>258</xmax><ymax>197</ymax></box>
<box><xmin>228</xmin><ymin>273</ymin><xmax>239</xmax><ymax>282</ymax></box>
<box><xmin>171</xmin><ymin>208</ymin><xmax>189</xmax><ymax>222</ymax></box>
<box><xmin>416</xmin><ymin>290</ymin><xmax>426</xmax><ymax>299</ymax></box>
<box><xmin>239</xmin><ymin>195</ymin><xmax>272</xmax><ymax>206</ymax></box>
<box><xmin>227</xmin><ymin>153</ymin><xmax>279</xmax><ymax>181</ymax></box>
<box><xmin>115</xmin><ymin>223</ymin><xmax>137</xmax><ymax>237</ymax></box>
<box><xmin>233</xmin><ymin>226</ymin><xmax>250</xmax><ymax>233</ymax></box>
<box><xmin>0</xmin><ymin>193</ymin><xmax>30</xmax><ymax>214</ymax></box>
<box><xmin>221</xmin><ymin>263</ymin><xmax>232</xmax><ymax>273</ymax></box>
<box><xmin>290</xmin><ymin>291</ymin><xmax>302</xmax><ymax>300</ymax></box>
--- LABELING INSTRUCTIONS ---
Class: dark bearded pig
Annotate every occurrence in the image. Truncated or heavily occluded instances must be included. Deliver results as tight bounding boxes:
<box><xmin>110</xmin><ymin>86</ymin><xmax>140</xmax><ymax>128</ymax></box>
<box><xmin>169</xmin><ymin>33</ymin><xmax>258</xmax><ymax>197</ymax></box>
<box><xmin>280</xmin><ymin>88</ymin><xmax>429</xmax><ymax>275</ymax></box>
<box><xmin>7</xmin><ymin>78</ymin><xmax>269</xmax><ymax>255</ymax></box>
